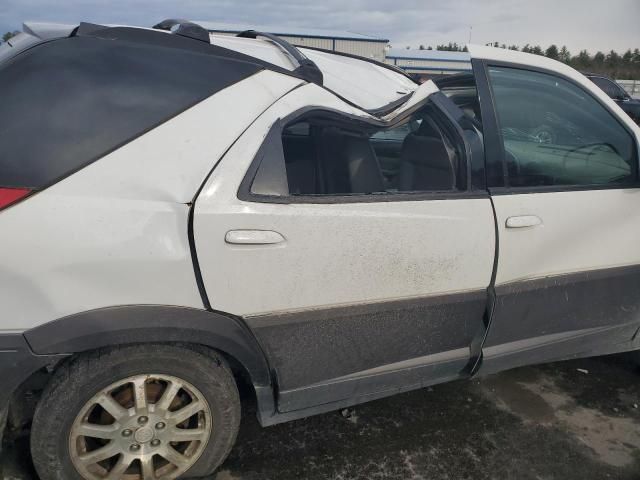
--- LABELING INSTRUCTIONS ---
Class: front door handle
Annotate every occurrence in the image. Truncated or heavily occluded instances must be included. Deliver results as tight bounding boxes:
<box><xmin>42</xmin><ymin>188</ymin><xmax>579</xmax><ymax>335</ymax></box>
<box><xmin>505</xmin><ymin>215</ymin><xmax>543</xmax><ymax>229</ymax></box>
<box><xmin>225</xmin><ymin>229</ymin><xmax>285</xmax><ymax>245</ymax></box>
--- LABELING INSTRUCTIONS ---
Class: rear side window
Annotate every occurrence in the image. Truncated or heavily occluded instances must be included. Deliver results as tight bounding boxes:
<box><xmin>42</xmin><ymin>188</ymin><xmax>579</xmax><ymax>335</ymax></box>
<box><xmin>436</xmin><ymin>73</ymin><xmax>482</xmax><ymax>130</ymax></box>
<box><xmin>0</xmin><ymin>35</ymin><xmax>261</xmax><ymax>189</ymax></box>
<box><xmin>247</xmin><ymin>103</ymin><xmax>466</xmax><ymax>199</ymax></box>
<box><xmin>281</xmin><ymin>112</ymin><xmax>463</xmax><ymax>195</ymax></box>
<box><xmin>488</xmin><ymin>67</ymin><xmax>637</xmax><ymax>188</ymax></box>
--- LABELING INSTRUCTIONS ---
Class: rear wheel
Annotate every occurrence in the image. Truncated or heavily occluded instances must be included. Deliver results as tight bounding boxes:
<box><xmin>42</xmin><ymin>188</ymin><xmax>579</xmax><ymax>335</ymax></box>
<box><xmin>31</xmin><ymin>344</ymin><xmax>241</xmax><ymax>480</ymax></box>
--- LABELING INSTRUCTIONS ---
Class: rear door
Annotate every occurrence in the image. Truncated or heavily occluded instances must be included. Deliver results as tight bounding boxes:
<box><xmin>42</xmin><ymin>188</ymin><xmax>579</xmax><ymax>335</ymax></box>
<box><xmin>469</xmin><ymin>46</ymin><xmax>640</xmax><ymax>373</ymax></box>
<box><xmin>194</xmin><ymin>84</ymin><xmax>495</xmax><ymax>412</ymax></box>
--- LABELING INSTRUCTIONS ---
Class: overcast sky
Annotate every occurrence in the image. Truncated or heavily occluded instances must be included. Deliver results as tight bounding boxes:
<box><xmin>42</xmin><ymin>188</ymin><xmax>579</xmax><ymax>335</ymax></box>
<box><xmin>1</xmin><ymin>0</ymin><xmax>638</xmax><ymax>53</ymax></box>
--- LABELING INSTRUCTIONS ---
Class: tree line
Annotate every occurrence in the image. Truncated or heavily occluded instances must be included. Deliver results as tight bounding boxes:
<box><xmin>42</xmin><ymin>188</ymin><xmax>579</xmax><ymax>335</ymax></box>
<box><xmin>414</xmin><ymin>41</ymin><xmax>640</xmax><ymax>80</ymax></box>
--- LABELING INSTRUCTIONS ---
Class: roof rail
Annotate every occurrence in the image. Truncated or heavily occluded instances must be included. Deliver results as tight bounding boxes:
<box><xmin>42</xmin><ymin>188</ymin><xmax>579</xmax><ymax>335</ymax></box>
<box><xmin>152</xmin><ymin>19</ymin><xmax>210</xmax><ymax>43</ymax></box>
<box><xmin>236</xmin><ymin>30</ymin><xmax>323</xmax><ymax>86</ymax></box>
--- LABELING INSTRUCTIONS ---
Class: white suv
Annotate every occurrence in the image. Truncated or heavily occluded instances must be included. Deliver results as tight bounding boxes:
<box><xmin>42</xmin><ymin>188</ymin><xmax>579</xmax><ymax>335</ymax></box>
<box><xmin>1</xmin><ymin>20</ymin><xmax>640</xmax><ymax>480</ymax></box>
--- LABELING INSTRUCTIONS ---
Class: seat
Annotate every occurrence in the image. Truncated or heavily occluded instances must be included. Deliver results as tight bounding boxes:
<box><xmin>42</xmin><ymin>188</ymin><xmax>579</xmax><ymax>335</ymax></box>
<box><xmin>397</xmin><ymin>118</ymin><xmax>456</xmax><ymax>191</ymax></box>
<box><xmin>320</xmin><ymin>130</ymin><xmax>385</xmax><ymax>195</ymax></box>
<box><xmin>283</xmin><ymin>134</ymin><xmax>317</xmax><ymax>194</ymax></box>
<box><xmin>344</xmin><ymin>136</ymin><xmax>385</xmax><ymax>194</ymax></box>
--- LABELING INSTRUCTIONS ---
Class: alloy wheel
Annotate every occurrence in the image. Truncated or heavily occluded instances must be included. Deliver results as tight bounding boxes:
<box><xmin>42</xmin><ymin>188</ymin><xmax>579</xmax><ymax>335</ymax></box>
<box><xmin>68</xmin><ymin>374</ymin><xmax>212</xmax><ymax>480</ymax></box>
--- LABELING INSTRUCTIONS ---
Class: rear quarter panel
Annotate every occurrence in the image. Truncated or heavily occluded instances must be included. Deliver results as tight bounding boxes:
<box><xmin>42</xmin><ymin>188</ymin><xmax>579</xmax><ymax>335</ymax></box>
<box><xmin>0</xmin><ymin>71</ymin><xmax>302</xmax><ymax>331</ymax></box>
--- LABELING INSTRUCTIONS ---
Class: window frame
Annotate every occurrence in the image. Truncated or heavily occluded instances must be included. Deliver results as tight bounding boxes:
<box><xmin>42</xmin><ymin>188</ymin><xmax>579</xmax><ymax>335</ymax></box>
<box><xmin>475</xmin><ymin>59</ymin><xmax>640</xmax><ymax>194</ymax></box>
<box><xmin>237</xmin><ymin>98</ymin><xmax>487</xmax><ymax>204</ymax></box>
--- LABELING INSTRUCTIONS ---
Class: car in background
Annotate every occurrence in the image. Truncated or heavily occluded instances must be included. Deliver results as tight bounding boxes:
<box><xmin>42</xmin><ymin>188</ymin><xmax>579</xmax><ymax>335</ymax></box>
<box><xmin>584</xmin><ymin>73</ymin><xmax>640</xmax><ymax>124</ymax></box>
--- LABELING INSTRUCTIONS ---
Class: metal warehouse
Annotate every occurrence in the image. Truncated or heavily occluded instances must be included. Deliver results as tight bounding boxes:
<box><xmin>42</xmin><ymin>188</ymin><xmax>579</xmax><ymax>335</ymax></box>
<box><xmin>198</xmin><ymin>22</ymin><xmax>389</xmax><ymax>61</ymax></box>
<box><xmin>385</xmin><ymin>49</ymin><xmax>472</xmax><ymax>80</ymax></box>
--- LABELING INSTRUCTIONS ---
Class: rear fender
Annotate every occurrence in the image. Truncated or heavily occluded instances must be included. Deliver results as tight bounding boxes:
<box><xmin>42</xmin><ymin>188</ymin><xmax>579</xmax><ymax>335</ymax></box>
<box><xmin>23</xmin><ymin>305</ymin><xmax>276</xmax><ymax>420</ymax></box>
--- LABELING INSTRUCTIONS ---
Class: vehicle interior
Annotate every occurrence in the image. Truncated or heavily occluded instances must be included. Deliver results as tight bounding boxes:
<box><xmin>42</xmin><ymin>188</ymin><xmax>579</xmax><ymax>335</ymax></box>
<box><xmin>280</xmin><ymin>104</ymin><xmax>466</xmax><ymax>196</ymax></box>
<box><xmin>435</xmin><ymin>69</ymin><xmax>636</xmax><ymax>188</ymax></box>
<box><xmin>434</xmin><ymin>73</ymin><xmax>483</xmax><ymax>130</ymax></box>
<box><xmin>489</xmin><ymin>67</ymin><xmax>636</xmax><ymax>187</ymax></box>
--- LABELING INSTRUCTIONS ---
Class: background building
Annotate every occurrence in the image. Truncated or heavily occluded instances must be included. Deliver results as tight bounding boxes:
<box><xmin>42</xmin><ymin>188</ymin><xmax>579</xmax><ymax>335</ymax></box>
<box><xmin>198</xmin><ymin>22</ymin><xmax>389</xmax><ymax>61</ymax></box>
<box><xmin>199</xmin><ymin>23</ymin><xmax>472</xmax><ymax>81</ymax></box>
<box><xmin>385</xmin><ymin>49</ymin><xmax>472</xmax><ymax>81</ymax></box>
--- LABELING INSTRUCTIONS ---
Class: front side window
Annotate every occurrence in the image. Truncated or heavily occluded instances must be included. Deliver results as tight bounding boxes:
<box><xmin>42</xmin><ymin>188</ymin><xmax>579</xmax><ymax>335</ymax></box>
<box><xmin>488</xmin><ymin>67</ymin><xmax>637</xmax><ymax>188</ymax></box>
<box><xmin>249</xmin><ymin>104</ymin><xmax>465</xmax><ymax>198</ymax></box>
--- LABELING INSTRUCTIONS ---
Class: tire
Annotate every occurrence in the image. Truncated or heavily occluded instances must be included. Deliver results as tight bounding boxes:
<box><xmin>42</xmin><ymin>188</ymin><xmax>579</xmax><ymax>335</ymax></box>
<box><xmin>31</xmin><ymin>344</ymin><xmax>241</xmax><ymax>480</ymax></box>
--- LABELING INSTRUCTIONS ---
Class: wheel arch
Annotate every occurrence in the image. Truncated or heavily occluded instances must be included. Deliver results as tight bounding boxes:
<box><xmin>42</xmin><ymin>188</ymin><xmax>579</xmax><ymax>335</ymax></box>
<box><xmin>24</xmin><ymin>305</ymin><xmax>274</xmax><ymax>390</ymax></box>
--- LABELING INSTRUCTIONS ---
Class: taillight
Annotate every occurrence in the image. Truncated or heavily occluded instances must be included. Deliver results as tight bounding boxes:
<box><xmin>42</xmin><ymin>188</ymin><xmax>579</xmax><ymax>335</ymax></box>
<box><xmin>0</xmin><ymin>187</ymin><xmax>32</xmax><ymax>210</ymax></box>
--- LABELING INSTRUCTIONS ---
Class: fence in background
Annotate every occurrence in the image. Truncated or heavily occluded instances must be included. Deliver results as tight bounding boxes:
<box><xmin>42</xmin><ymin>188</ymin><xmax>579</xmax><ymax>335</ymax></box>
<box><xmin>617</xmin><ymin>79</ymin><xmax>640</xmax><ymax>99</ymax></box>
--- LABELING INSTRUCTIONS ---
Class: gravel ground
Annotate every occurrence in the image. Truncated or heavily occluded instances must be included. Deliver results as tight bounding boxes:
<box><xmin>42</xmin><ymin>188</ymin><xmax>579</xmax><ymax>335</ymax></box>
<box><xmin>3</xmin><ymin>354</ymin><xmax>640</xmax><ymax>479</ymax></box>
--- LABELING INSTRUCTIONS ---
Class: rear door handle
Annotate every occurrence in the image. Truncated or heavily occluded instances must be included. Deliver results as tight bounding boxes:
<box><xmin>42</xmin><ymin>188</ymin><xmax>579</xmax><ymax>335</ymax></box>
<box><xmin>505</xmin><ymin>215</ymin><xmax>543</xmax><ymax>229</ymax></box>
<box><xmin>225</xmin><ymin>230</ymin><xmax>285</xmax><ymax>245</ymax></box>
